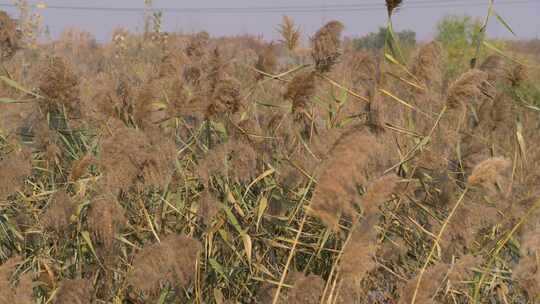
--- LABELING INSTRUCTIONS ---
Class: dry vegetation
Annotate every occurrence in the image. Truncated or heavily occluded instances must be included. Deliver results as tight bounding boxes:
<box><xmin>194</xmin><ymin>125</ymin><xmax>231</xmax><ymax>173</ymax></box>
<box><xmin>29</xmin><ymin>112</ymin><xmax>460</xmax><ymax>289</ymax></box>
<box><xmin>1</xmin><ymin>5</ymin><xmax>540</xmax><ymax>304</ymax></box>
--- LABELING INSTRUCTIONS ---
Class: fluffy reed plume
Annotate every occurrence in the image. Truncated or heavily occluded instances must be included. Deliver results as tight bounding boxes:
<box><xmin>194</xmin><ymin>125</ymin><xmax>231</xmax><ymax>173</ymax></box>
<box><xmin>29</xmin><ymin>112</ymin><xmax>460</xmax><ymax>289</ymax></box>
<box><xmin>310</xmin><ymin>128</ymin><xmax>391</xmax><ymax>229</ymax></box>
<box><xmin>197</xmin><ymin>139</ymin><xmax>258</xmax><ymax>185</ymax></box>
<box><xmin>198</xmin><ymin>189</ymin><xmax>220</xmax><ymax>224</ymax></box>
<box><xmin>0</xmin><ymin>148</ymin><xmax>32</xmax><ymax>200</ymax></box>
<box><xmin>340</xmin><ymin>217</ymin><xmax>378</xmax><ymax>282</ymax></box>
<box><xmin>286</xmin><ymin>273</ymin><xmax>325</xmax><ymax>304</ymax></box>
<box><xmin>69</xmin><ymin>153</ymin><xmax>95</xmax><ymax>182</ymax></box>
<box><xmin>467</xmin><ymin>157</ymin><xmax>511</xmax><ymax>194</ymax></box>
<box><xmin>398</xmin><ymin>262</ymin><xmax>449</xmax><ymax>304</ymax></box>
<box><xmin>410</xmin><ymin>41</ymin><xmax>442</xmax><ymax>86</ymax></box>
<box><xmin>210</xmin><ymin>77</ymin><xmax>242</xmax><ymax>116</ymax></box>
<box><xmin>0</xmin><ymin>10</ymin><xmax>21</xmax><ymax>60</ymax></box>
<box><xmin>129</xmin><ymin>234</ymin><xmax>201</xmax><ymax>295</ymax></box>
<box><xmin>479</xmin><ymin>54</ymin><xmax>505</xmax><ymax>83</ymax></box>
<box><xmin>360</xmin><ymin>174</ymin><xmax>400</xmax><ymax>215</ymax></box>
<box><xmin>87</xmin><ymin>198</ymin><xmax>127</xmax><ymax>250</ymax></box>
<box><xmin>40</xmin><ymin>190</ymin><xmax>75</xmax><ymax>234</ymax></box>
<box><xmin>447</xmin><ymin>255</ymin><xmax>480</xmax><ymax>286</ymax></box>
<box><xmin>54</xmin><ymin>279</ymin><xmax>93</xmax><ymax>304</ymax></box>
<box><xmin>386</xmin><ymin>0</ymin><xmax>403</xmax><ymax>17</ymax></box>
<box><xmin>0</xmin><ymin>256</ymin><xmax>33</xmax><ymax>304</ymax></box>
<box><xmin>185</xmin><ymin>31</ymin><xmax>210</xmax><ymax>59</ymax></box>
<box><xmin>38</xmin><ymin>56</ymin><xmax>80</xmax><ymax>111</ymax></box>
<box><xmin>285</xmin><ymin>71</ymin><xmax>316</xmax><ymax>115</ymax></box>
<box><xmin>278</xmin><ymin>16</ymin><xmax>301</xmax><ymax>52</ymax></box>
<box><xmin>99</xmin><ymin>125</ymin><xmax>176</xmax><ymax>193</ymax></box>
<box><xmin>446</xmin><ymin>69</ymin><xmax>489</xmax><ymax>108</ymax></box>
<box><xmin>506</xmin><ymin>64</ymin><xmax>528</xmax><ymax>87</ymax></box>
<box><xmin>255</xmin><ymin>43</ymin><xmax>277</xmax><ymax>78</ymax></box>
<box><xmin>349</xmin><ymin>52</ymin><xmax>377</xmax><ymax>92</ymax></box>
<box><xmin>513</xmin><ymin>255</ymin><xmax>540</xmax><ymax>300</ymax></box>
<box><xmin>311</xmin><ymin>21</ymin><xmax>345</xmax><ymax>72</ymax></box>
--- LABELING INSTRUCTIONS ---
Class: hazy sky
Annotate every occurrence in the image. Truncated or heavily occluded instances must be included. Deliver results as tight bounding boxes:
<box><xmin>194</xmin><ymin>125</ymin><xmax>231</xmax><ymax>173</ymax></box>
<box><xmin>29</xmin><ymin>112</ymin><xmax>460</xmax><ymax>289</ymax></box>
<box><xmin>2</xmin><ymin>0</ymin><xmax>539</xmax><ymax>42</ymax></box>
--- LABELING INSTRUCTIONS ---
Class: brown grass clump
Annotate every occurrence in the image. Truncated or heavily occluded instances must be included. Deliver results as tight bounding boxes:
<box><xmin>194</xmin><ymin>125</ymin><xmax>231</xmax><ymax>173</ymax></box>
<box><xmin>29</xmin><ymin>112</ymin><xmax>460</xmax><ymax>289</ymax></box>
<box><xmin>467</xmin><ymin>157</ymin><xmax>511</xmax><ymax>194</ymax></box>
<box><xmin>278</xmin><ymin>16</ymin><xmax>301</xmax><ymax>52</ymax></box>
<box><xmin>311</xmin><ymin>21</ymin><xmax>345</xmax><ymax>72</ymax></box>
<box><xmin>99</xmin><ymin>125</ymin><xmax>176</xmax><ymax>193</ymax></box>
<box><xmin>0</xmin><ymin>10</ymin><xmax>21</xmax><ymax>60</ymax></box>
<box><xmin>285</xmin><ymin>71</ymin><xmax>316</xmax><ymax>115</ymax></box>
<box><xmin>0</xmin><ymin>256</ymin><xmax>33</xmax><ymax>304</ymax></box>
<box><xmin>310</xmin><ymin>128</ymin><xmax>392</xmax><ymax>229</ymax></box>
<box><xmin>38</xmin><ymin>56</ymin><xmax>80</xmax><ymax>112</ymax></box>
<box><xmin>40</xmin><ymin>190</ymin><xmax>76</xmax><ymax>234</ymax></box>
<box><xmin>129</xmin><ymin>234</ymin><xmax>201</xmax><ymax>296</ymax></box>
<box><xmin>446</xmin><ymin>69</ymin><xmax>489</xmax><ymax>108</ymax></box>
<box><xmin>54</xmin><ymin>279</ymin><xmax>93</xmax><ymax>304</ymax></box>
<box><xmin>398</xmin><ymin>262</ymin><xmax>449</xmax><ymax>304</ymax></box>
<box><xmin>87</xmin><ymin>198</ymin><xmax>127</xmax><ymax>250</ymax></box>
<box><xmin>286</xmin><ymin>273</ymin><xmax>325</xmax><ymax>304</ymax></box>
<box><xmin>410</xmin><ymin>41</ymin><xmax>443</xmax><ymax>87</ymax></box>
<box><xmin>0</xmin><ymin>148</ymin><xmax>32</xmax><ymax>200</ymax></box>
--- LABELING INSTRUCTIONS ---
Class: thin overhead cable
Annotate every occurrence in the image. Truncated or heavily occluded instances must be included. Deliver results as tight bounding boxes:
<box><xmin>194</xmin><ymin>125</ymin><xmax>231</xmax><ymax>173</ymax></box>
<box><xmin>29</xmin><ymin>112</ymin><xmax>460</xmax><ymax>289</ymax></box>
<box><xmin>0</xmin><ymin>0</ymin><xmax>536</xmax><ymax>14</ymax></box>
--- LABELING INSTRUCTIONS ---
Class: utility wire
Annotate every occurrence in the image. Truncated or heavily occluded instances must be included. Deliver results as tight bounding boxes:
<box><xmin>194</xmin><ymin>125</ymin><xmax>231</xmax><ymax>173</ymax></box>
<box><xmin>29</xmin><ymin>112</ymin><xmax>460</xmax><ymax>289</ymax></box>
<box><xmin>0</xmin><ymin>0</ymin><xmax>536</xmax><ymax>13</ymax></box>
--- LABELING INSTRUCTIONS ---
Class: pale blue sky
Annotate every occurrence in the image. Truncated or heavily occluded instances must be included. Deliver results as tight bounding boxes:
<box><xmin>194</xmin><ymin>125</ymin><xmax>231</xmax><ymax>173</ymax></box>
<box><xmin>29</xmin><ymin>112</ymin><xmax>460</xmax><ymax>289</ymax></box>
<box><xmin>2</xmin><ymin>0</ymin><xmax>539</xmax><ymax>41</ymax></box>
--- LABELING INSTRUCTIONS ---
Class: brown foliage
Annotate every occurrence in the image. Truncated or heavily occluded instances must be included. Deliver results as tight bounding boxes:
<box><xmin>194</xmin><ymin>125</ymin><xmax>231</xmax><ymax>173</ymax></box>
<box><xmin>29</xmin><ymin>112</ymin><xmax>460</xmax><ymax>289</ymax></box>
<box><xmin>54</xmin><ymin>279</ymin><xmax>93</xmax><ymax>304</ymax></box>
<box><xmin>0</xmin><ymin>148</ymin><xmax>32</xmax><ymax>200</ymax></box>
<box><xmin>129</xmin><ymin>234</ymin><xmax>201</xmax><ymax>295</ymax></box>
<box><xmin>311</xmin><ymin>21</ymin><xmax>345</xmax><ymax>72</ymax></box>
<box><xmin>0</xmin><ymin>10</ymin><xmax>21</xmax><ymax>60</ymax></box>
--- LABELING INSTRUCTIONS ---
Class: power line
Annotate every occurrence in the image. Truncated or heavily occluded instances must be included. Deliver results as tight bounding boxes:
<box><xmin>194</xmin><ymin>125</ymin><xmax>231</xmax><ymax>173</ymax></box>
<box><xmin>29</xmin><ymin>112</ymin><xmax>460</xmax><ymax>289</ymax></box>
<box><xmin>0</xmin><ymin>0</ymin><xmax>536</xmax><ymax>14</ymax></box>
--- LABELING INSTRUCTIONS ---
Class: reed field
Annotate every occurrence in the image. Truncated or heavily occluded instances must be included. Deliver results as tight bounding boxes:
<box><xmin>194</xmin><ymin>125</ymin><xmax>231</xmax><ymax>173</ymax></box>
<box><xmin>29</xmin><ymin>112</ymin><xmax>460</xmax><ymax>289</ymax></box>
<box><xmin>1</xmin><ymin>1</ymin><xmax>540</xmax><ymax>303</ymax></box>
